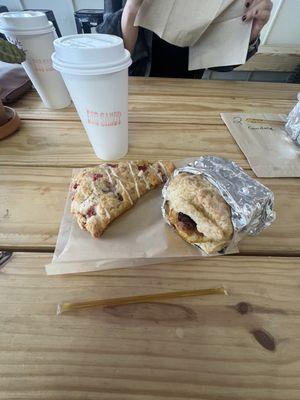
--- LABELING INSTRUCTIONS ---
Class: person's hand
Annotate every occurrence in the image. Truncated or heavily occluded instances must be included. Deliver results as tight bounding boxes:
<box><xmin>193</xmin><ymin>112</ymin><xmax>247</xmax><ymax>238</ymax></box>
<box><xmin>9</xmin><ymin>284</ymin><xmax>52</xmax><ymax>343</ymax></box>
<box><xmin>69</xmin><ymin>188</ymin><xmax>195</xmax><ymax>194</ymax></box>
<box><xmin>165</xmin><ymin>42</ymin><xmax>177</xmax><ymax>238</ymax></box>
<box><xmin>243</xmin><ymin>0</ymin><xmax>273</xmax><ymax>41</ymax></box>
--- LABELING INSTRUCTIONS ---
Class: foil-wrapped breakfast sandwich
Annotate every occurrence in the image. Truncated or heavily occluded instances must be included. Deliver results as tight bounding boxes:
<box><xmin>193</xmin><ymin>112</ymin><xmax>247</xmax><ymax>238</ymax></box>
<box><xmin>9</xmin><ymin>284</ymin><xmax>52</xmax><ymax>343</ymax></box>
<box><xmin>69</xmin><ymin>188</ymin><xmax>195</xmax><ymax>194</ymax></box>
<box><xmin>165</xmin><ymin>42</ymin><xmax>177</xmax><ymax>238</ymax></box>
<box><xmin>162</xmin><ymin>156</ymin><xmax>276</xmax><ymax>255</ymax></box>
<box><xmin>285</xmin><ymin>93</ymin><xmax>300</xmax><ymax>146</ymax></box>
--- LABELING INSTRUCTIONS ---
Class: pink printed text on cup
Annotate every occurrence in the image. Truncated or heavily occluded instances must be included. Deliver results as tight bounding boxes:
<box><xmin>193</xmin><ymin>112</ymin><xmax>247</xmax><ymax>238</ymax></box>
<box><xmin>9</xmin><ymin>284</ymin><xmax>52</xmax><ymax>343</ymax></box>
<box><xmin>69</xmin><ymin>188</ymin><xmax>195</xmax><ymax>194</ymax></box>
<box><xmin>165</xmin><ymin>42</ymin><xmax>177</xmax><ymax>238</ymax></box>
<box><xmin>31</xmin><ymin>58</ymin><xmax>54</xmax><ymax>72</ymax></box>
<box><xmin>87</xmin><ymin>110</ymin><xmax>122</xmax><ymax>127</ymax></box>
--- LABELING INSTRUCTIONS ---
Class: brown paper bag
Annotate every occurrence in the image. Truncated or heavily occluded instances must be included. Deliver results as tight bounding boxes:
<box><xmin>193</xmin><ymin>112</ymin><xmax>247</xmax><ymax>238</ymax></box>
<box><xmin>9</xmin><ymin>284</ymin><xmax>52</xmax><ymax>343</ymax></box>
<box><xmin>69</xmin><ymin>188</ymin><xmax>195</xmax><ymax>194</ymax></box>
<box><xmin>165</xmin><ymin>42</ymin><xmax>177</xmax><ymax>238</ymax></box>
<box><xmin>221</xmin><ymin>113</ymin><xmax>300</xmax><ymax>177</ymax></box>
<box><xmin>189</xmin><ymin>0</ymin><xmax>252</xmax><ymax>70</ymax></box>
<box><xmin>135</xmin><ymin>0</ymin><xmax>224</xmax><ymax>47</ymax></box>
<box><xmin>135</xmin><ymin>0</ymin><xmax>252</xmax><ymax>70</ymax></box>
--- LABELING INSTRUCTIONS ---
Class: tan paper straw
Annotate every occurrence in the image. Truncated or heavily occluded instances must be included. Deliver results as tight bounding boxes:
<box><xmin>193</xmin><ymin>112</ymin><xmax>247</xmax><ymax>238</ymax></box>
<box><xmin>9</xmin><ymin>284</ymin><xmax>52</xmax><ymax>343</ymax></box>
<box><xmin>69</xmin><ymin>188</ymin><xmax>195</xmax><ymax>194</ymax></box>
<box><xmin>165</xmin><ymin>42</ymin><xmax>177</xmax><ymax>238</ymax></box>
<box><xmin>57</xmin><ymin>287</ymin><xmax>228</xmax><ymax>315</ymax></box>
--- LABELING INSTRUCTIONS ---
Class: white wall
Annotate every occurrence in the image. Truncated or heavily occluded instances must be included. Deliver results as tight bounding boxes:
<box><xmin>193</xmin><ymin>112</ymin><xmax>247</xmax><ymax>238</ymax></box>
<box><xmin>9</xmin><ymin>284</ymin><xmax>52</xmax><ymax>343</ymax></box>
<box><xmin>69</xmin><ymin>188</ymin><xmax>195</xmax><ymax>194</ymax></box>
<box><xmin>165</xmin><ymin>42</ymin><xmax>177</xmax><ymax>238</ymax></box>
<box><xmin>2</xmin><ymin>0</ymin><xmax>300</xmax><ymax>46</ymax></box>
<box><xmin>261</xmin><ymin>0</ymin><xmax>300</xmax><ymax>46</ymax></box>
<box><xmin>260</xmin><ymin>0</ymin><xmax>282</xmax><ymax>44</ymax></box>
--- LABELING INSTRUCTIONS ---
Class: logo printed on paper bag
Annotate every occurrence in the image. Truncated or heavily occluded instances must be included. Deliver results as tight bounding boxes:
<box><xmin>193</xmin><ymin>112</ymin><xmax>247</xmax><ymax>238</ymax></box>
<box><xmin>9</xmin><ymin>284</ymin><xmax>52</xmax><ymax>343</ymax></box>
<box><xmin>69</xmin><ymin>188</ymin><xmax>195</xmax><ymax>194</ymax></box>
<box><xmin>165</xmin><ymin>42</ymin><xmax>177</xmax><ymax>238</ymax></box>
<box><xmin>87</xmin><ymin>110</ymin><xmax>122</xmax><ymax>127</ymax></box>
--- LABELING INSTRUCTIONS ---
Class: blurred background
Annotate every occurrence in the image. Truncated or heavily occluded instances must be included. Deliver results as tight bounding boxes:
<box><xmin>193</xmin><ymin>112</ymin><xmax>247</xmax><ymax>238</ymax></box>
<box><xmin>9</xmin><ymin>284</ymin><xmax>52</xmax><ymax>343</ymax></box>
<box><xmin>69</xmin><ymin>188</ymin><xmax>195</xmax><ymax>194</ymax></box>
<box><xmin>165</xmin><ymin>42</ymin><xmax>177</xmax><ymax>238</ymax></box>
<box><xmin>1</xmin><ymin>0</ymin><xmax>300</xmax><ymax>83</ymax></box>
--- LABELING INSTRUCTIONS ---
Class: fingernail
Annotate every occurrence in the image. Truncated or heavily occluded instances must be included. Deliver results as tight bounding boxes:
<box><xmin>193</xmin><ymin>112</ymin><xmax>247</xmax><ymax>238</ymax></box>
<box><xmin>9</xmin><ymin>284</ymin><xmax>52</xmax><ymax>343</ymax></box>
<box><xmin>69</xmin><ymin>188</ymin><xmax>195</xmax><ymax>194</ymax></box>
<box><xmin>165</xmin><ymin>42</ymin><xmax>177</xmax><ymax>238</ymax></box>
<box><xmin>242</xmin><ymin>15</ymin><xmax>247</xmax><ymax>21</ymax></box>
<box><xmin>245</xmin><ymin>2</ymin><xmax>250</xmax><ymax>7</ymax></box>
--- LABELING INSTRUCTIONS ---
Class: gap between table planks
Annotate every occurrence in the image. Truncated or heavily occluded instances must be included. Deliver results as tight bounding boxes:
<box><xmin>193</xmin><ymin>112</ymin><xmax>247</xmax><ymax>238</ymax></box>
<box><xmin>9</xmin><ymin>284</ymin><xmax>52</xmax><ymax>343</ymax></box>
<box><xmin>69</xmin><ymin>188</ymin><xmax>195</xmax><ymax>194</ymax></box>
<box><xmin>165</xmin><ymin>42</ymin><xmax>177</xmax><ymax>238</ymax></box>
<box><xmin>0</xmin><ymin>252</ymin><xmax>300</xmax><ymax>400</ymax></box>
<box><xmin>0</xmin><ymin>166</ymin><xmax>299</xmax><ymax>254</ymax></box>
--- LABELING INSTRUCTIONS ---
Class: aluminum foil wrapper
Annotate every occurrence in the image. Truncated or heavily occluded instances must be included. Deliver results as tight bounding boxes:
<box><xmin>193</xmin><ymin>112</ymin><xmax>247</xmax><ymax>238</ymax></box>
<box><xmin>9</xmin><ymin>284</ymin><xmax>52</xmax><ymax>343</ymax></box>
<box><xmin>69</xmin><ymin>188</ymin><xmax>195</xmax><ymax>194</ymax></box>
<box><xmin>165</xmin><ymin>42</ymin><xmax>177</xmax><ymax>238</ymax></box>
<box><xmin>285</xmin><ymin>94</ymin><xmax>300</xmax><ymax>146</ymax></box>
<box><xmin>162</xmin><ymin>156</ymin><xmax>276</xmax><ymax>255</ymax></box>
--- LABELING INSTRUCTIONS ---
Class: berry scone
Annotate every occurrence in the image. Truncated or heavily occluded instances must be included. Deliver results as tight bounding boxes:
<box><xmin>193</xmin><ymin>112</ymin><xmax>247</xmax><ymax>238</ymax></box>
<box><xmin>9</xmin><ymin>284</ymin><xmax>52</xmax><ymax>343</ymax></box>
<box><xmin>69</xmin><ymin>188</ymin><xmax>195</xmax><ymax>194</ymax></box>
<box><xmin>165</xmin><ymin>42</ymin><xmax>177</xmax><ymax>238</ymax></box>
<box><xmin>71</xmin><ymin>160</ymin><xmax>175</xmax><ymax>237</ymax></box>
<box><xmin>163</xmin><ymin>172</ymin><xmax>233</xmax><ymax>254</ymax></box>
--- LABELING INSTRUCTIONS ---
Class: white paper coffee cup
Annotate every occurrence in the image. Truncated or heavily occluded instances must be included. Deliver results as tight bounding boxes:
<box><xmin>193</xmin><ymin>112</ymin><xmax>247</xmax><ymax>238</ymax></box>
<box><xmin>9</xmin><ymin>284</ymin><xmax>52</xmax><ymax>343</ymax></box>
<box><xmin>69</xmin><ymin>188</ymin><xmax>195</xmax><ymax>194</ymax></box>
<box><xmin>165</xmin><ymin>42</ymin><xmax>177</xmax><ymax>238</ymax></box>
<box><xmin>52</xmin><ymin>34</ymin><xmax>132</xmax><ymax>161</ymax></box>
<box><xmin>0</xmin><ymin>11</ymin><xmax>71</xmax><ymax>109</ymax></box>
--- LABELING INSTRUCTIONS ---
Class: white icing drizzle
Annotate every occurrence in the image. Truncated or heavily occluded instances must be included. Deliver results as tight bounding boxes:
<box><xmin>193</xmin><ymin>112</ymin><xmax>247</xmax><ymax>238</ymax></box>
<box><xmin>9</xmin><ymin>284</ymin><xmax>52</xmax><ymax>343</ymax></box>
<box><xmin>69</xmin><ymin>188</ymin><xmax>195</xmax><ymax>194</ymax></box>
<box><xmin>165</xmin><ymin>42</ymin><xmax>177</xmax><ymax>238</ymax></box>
<box><xmin>109</xmin><ymin>167</ymin><xmax>134</xmax><ymax>206</ymax></box>
<box><xmin>104</xmin><ymin>207</ymin><xmax>111</xmax><ymax>219</ymax></box>
<box><xmin>91</xmin><ymin>176</ymin><xmax>98</xmax><ymax>193</ymax></box>
<box><xmin>120</xmin><ymin>180</ymin><xmax>134</xmax><ymax>205</ymax></box>
<box><xmin>149</xmin><ymin>164</ymin><xmax>163</xmax><ymax>182</ymax></box>
<box><xmin>104</xmin><ymin>167</ymin><xmax>113</xmax><ymax>184</ymax></box>
<box><xmin>128</xmin><ymin>162</ymin><xmax>140</xmax><ymax>198</ymax></box>
<box><xmin>158</xmin><ymin>161</ymin><xmax>168</xmax><ymax>178</ymax></box>
<box><xmin>79</xmin><ymin>196</ymin><xmax>93</xmax><ymax>214</ymax></box>
<box><xmin>142</xmin><ymin>174</ymin><xmax>150</xmax><ymax>189</ymax></box>
<box><xmin>91</xmin><ymin>167</ymin><xmax>111</xmax><ymax>220</ymax></box>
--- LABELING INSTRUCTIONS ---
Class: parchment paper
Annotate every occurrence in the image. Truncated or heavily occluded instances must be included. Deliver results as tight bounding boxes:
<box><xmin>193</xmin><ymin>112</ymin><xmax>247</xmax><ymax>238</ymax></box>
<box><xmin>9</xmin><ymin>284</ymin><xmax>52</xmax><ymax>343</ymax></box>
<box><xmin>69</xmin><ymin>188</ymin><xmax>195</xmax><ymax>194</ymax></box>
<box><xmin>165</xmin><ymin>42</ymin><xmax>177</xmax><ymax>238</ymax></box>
<box><xmin>135</xmin><ymin>0</ymin><xmax>252</xmax><ymax>70</ymax></box>
<box><xmin>221</xmin><ymin>113</ymin><xmax>300</xmax><ymax>177</ymax></box>
<box><xmin>45</xmin><ymin>160</ymin><xmax>238</xmax><ymax>275</ymax></box>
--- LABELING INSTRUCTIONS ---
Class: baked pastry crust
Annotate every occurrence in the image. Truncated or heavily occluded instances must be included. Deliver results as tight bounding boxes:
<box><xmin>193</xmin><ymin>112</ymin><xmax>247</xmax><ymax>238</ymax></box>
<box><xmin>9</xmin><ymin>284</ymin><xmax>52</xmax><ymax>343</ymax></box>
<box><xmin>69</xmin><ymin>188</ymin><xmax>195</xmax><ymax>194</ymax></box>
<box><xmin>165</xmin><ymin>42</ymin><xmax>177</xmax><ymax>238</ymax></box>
<box><xmin>71</xmin><ymin>160</ymin><xmax>175</xmax><ymax>237</ymax></box>
<box><xmin>164</xmin><ymin>172</ymin><xmax>233</xmax><ymax>254</ymax></box>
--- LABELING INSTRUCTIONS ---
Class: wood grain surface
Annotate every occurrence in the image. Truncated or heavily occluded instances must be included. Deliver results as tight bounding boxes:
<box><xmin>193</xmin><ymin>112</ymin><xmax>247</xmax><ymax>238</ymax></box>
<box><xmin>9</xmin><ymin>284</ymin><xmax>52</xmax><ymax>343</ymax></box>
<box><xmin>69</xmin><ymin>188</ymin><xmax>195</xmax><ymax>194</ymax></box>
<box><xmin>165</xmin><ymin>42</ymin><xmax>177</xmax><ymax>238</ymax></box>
<box><xmin>128</xmin><ymin>77</ymin><xmax>300</xmax><ymax>99</ymax></box>
<box><xmin>0</xmin><ymin>120</ymin><xmax>248</xmax><ymax>168</ymax></box>
<box><xmin>236</xmin><ymin>45</ymin><xmax>300</xmax><ymax>72</ymax></box>
<box><xmin>13</xmin><ymin>78</ymin><xmax>300</xmax><ymax>110</ymax></box>
<box><xmin>1</xmin><ymin>252</ymin><xmax>300</xmax><ymax>400</ymax></box>
<box><xmin>1</xmin><ymin>79</ymin><xmax>300</xmax><ymax>399</ymax></box>
<box><xmin>14</xmin><ymin>92</ymin><xmax>295</xmax><ymax>125</ymax></box>
<box><xmin>0</xmin><ymin>166</ymin><xmax>299</xmax><ymax>254</ymax></box>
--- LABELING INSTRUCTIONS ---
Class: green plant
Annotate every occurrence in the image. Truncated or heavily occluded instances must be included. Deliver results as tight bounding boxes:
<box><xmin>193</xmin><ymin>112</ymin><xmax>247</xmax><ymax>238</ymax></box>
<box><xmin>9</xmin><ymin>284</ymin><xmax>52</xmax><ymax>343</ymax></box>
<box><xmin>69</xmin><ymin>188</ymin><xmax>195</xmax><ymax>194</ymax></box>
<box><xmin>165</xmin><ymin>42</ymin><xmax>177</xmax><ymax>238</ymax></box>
<box><xmin>0</xmin><ymin>38</ymin><xmax>26</xmax><ymax>64</ymax></box>
<box><xmin>0</xmin><ymin>38</ymin><xmax>25</xmax><ymax>130</ymax></box>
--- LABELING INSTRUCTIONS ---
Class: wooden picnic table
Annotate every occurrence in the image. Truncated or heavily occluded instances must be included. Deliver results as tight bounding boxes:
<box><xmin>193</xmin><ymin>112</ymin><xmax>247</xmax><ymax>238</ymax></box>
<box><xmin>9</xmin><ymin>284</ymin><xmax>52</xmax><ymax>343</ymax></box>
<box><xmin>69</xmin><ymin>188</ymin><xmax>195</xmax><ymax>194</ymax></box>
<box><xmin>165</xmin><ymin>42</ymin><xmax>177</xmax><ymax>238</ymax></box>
<box><xmin>1</xmin><ymin>77</ymin><xmax>300</xmax><ymax>400</ymax></box>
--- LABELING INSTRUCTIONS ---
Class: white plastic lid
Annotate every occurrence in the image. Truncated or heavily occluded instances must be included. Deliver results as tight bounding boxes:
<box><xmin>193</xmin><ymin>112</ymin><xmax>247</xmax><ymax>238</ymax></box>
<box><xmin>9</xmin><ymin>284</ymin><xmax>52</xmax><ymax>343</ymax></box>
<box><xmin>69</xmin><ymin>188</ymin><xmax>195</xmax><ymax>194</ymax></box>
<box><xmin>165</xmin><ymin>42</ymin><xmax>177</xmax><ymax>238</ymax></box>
<box><xmin>52</xmin><ymin>34</ymin><xmax>132</xmax><ymax>75</ymax></box>
<box><xmin>0</xmin><ymin>11</ymin><xmax>53</xmax><ymax>35</ymax></box>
